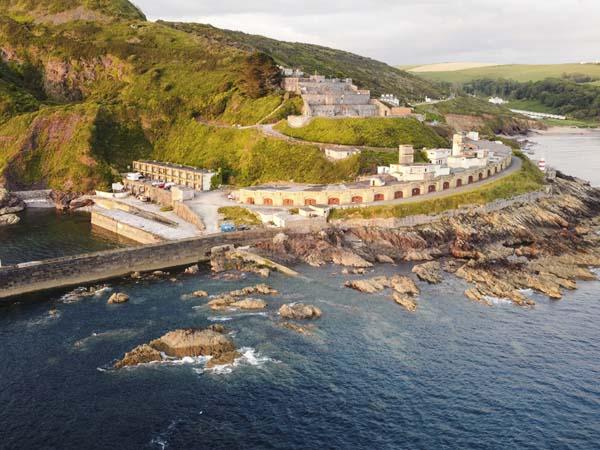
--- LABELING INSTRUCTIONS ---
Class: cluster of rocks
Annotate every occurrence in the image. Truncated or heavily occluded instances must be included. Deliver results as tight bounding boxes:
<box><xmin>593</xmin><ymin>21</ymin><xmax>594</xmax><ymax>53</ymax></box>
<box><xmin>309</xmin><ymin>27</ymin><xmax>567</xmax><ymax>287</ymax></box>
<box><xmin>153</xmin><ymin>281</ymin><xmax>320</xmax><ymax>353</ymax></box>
<box><xmin>114</xmin><ymin>326</ymin><xmax>239</xmax><ymax>369</ymax></box>
<box><xmin>345</xmin><ymin>275</ymin><xmax>420</xmax><ymax>312</ymax></box>
<box><xmin>49</xmin><ymin>190</ymin><xmax>94</xmax><ymax>211</ymax></box>
<box><xmin>254</xmin><ymin>174</ymin><xmax>600</xmax><ymax>307</ymax></box>
<box><xmin>0</xmin><ymin>188</ymin><xmax>24</xmax><ymax>226</ymax></box>
<box><xmin>206</xmin><ymin>284</ymin><xmax>278</xmax><ymax>311</ymax></box>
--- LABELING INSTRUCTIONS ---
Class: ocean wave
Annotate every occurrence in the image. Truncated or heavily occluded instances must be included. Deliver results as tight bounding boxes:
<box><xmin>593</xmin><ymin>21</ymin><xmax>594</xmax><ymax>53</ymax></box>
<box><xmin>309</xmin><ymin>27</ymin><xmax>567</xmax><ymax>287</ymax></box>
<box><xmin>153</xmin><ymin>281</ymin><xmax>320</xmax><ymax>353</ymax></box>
<box><xmin>483</xmin><ymin>295</ymin><xmax>513</xmax><ymax>306</ymax></box>
<box><xmin>199</xmin><ymin>347</ymin><xmax>280</xmax><ymax>376</ymax></box>
<box><xmin>60</xmin><ymin>285</ymin><xmax>112</xmax><ymax>304</ymax></box>
<box><xmin>208</xmin><ymin>316</ymin><xmax>233</xmax><ymax>322</ymax></box>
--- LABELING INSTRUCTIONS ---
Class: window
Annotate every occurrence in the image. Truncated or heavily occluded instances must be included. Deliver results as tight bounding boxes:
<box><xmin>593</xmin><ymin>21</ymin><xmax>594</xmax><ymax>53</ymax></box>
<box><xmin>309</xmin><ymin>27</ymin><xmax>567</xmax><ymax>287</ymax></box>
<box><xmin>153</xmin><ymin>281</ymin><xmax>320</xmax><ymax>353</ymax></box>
<box><xmin>283</xmin><ymin>199</ymin><xmax>294</xmax><ymax>206</ymax></box>
<box><xmin>351</xmin><ymin>196</ymin><xmax>363</xmax><ymax>204</ymax></box>
<box><xmin>457</xmin><ymin>179</ymin><xmax>463</xmax><ymax>187</ymax></box>
<box><xmin>328</xmin><ymin>198</ymin><xmax>340</xmax><ymax>205</ymax></box>
<box><xmin>443</xmin><ymin>182</ymin><xmax>450</xmax><ymax>190</ymax></box>
<box><xmin>394</xmin><ymin>191</ymin><xmax>403</xmax><ymax>199</ymax></box>
<box><xmin>412</xmin><ymin>188</ymin><xmax>421</xmax><ymax>196</ymax></box>
<box><xmin>246</xmin><ymin>198</ymin><xmax>255</xmax><ymax>205</ymax></box>
<box><xmin>374</xmin><ymin>194</ymin><xmax>385</xmax><ymax>202</ymax></box>
<box><xmin>305</xmin><ymin>198</ymin><xmax>317</xmax><ymax>206</ymax></box>
<box><xmin>263</xmin><ymin>198</ymin><xmax>273</xmax><ymax>206</ymax></box>
<box><xmin>428</xmin><ymin>185</ymin><xmax>436</xmax><ymax>193</ymax></box>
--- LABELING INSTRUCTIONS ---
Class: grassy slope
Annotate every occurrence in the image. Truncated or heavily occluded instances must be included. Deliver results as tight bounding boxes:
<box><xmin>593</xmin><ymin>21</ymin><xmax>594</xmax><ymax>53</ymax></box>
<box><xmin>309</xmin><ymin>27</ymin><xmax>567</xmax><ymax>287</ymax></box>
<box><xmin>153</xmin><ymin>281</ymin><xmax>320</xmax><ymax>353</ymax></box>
<box><xmin>0</xmin><ymin>2</ymin><xmax>445</xmax><ymax>191</ymax></box>
<box><xmin>412</xmin><ymin>64</ymin><xmax>600</xmax><ymax>83</ymax></box>
<box><xmin>161</xmin><ymin>22</ymin><xmax>444</xmax><ymax>102</ymax></box>
<box><xmin>331</xmin><ymin>152</ymin><xmax>545</xmax><ymax>220</ymax></box>
<box><xmin>0</xmin><ymin>0</ymin><xmax>146</xmax><ymax>21</ymax></box>
<box><xmin>275</xmin><ymin>117</ymin><xmax>449</xmax><ymax>149</ymax></box>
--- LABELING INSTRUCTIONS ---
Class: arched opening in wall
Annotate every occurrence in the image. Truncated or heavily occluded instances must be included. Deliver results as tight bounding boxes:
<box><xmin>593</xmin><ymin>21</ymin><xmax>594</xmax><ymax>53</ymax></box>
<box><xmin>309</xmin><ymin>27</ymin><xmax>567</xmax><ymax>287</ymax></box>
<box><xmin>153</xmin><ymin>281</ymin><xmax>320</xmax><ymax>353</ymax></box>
<box><xmin>263</xmin><ymin>198</ymin><xmax>273</xmax><ymax>206</ymax></box>
<box><xmin>351</xmin><ymin>196</ymin><xmax>363</xmax><ymax>204</ymax></box>
<box><xmin>443</xmin><ymin>182</ymin><xmax>450</xmax><ymax>190</ymax></box>
<box><xmin>246</xmin><ymin>198</ymin><xmax>255</xmax><ymax>205</ymax></box>
<box><xmin>456</xmin><ymin>179</ymin><xmax>463</xmax><ymax>187</ymax></box>
<box><xmin>468</xmin><ymin>176</ymin><xmax>474</xmax><ymax>184</ymax></box>
<box><xmin>495</xmin><ymin>167</ymin><xmax>498</xmax><ymax>174</ymax></box>
<box><xmin>374</xmin><ymin>194</ymin><xmax>385</xmax><ymax>202</ymax></box>
<box><xmin>394</xmin><ymin>191</ymin><xmax>404</xmax><ymax>199</ymax></box>
<box><xmin>479</xmin><ymin>173</ymin><xmax>483</xmax><ymax>181</ymax></box>
<box><xmin>487</xmin><ymin>170</ymin><xmax>492</xmax><ymax>177</ymax></box>
<box><xmin>283</xmin><ymin>199</ymin><xmax>294</xmax><ymax>206</ymax></box>
<box><xmin>412</xmin><ymin>188</ymin><xmax>421</xmax><ymax>196</ymax></box>
<box><xmin>305</xmin><ymin>198</ymin><xmax>317</xmax><ymax>206</ymax></box>
<box><xmin>428</xmin><ymin>185</ymin><xmax>436</xmax><ymax>193</ymax></box>
<box><xmin>328</xmin><ymin>198</ymin><xmax>340</xmax><ymax>205</ymax></box>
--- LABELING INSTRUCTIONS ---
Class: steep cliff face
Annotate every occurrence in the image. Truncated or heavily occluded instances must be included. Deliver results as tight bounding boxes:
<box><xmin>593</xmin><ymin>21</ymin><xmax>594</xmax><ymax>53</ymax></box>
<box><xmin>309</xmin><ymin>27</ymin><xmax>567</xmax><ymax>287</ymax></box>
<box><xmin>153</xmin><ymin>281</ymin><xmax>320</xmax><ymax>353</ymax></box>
<box><xmin>0</xmin><ymin>105</ymin><xmax>113</xmax><ymax>191</ymax></box>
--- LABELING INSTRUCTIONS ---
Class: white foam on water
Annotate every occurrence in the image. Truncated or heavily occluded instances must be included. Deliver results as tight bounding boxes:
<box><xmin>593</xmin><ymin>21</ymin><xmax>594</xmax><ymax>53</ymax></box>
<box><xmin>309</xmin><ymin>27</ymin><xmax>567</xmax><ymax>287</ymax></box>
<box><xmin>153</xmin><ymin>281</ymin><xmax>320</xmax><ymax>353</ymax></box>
<box><xmin>518</xmin><ymin>289</ymin><xmax>534</xmax><ymax>295</ymax></box>
<box><xmin>207</xmin><ymin>316</ymin><xmax>233</xmax><ymax>322</ymax></box>
<box><xmin>200</xmin><ymin>347</ymin><xmax>280</xmax><ymax>376</ymax></box>
<box><xmin>483</xmin><ymin>295</ymin><xmax>513</xmax><ymax>306</ymax></box>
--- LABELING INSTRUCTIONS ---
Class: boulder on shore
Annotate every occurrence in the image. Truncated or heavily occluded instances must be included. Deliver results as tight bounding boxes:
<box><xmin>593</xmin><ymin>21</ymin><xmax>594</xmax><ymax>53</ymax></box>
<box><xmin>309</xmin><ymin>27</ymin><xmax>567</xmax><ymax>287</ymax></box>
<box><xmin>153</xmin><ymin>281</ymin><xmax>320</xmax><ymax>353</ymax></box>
<box><xmin>412</xmin><ymin>261</ymin><xmax>443</xmax><ymax>284</ymax></box>
<box><xmin>279</xmin><ymin>303</ymin><xmax>322</xmax><ymax>320</ymax></box>
<box><xmin>331</xmin><ymin>249</ymin><xmax>373</xmax><ymax>268</ymax></box>
<box><xmin>108</xmin><ymin>293</ymin><xmax>129</xmax><ymax>304</ymax></box>
<box><xmin>376</xmin><ymin>254</ymin><xmax>395</xmax><ymax>264</ymax></box>
<box><xmin>0</xmin><ymin>213</ymin><xmax>20</xmax><ymax>226</ymax></box>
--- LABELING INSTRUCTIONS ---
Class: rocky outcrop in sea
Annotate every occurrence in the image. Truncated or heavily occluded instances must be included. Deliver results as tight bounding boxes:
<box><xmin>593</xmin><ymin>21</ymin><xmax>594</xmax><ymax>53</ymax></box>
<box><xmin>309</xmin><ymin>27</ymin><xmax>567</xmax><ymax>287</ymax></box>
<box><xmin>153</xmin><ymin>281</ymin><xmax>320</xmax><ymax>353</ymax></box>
<box><xmin>0</xmin><ymin>188</ymin><xmax>25</xmax><ymax>226</ymax></box>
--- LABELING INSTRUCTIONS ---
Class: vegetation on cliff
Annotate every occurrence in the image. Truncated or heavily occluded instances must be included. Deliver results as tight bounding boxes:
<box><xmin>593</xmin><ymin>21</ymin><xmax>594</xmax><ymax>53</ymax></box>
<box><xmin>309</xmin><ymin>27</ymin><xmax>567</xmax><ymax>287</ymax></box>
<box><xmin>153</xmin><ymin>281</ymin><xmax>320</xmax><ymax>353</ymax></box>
<box><xmin>415</xmin><ymin>96</ymin><xmax>539</xmax><ymax>135</ymax></box>
<box><xmin>330</xmin><ymin>153</ymin><xmax>545</xmax><ymax>220</ymax></box>
<box><xmin>0</xmin><ymin>0</ymin><xmax>445</xmax><ymax>191</ymax></box>
<box><xmin>275</xmin><ymin>117</ymin><xmax>449</xmax><ymax>149</ymax></box>
<box><xmin>161</xmin><ymin>22</ymin><xmax>444</xmax><ymax>102</ymax></box>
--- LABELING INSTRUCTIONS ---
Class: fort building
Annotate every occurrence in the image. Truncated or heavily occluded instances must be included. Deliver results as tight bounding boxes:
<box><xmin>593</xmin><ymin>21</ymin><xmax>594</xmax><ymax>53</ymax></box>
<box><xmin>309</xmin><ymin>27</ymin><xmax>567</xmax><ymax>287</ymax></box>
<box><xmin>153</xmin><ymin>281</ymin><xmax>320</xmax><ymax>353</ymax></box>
<box><xmin>235</xmin><ymin>131</ymin><xmax>513</xmax><ymax>208</ymax></box>
<box><xmin>132</xmin><ymin>160</ymin><xmax>216</xmax><ymax>192</ymax></box>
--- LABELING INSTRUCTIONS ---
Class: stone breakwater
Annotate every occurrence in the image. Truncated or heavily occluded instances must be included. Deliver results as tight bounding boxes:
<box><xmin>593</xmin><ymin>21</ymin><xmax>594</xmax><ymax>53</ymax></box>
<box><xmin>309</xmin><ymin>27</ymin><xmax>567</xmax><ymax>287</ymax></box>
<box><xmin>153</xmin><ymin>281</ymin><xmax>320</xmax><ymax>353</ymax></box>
<box><xmin>252</xmin><ymin>173</ymin><xmax>600</xmax><ymax>307</ymax></box>
<box><xmin>0</xmin><ymin>229</ymin><xmax>279</xmax><ymax>299</ymax></box>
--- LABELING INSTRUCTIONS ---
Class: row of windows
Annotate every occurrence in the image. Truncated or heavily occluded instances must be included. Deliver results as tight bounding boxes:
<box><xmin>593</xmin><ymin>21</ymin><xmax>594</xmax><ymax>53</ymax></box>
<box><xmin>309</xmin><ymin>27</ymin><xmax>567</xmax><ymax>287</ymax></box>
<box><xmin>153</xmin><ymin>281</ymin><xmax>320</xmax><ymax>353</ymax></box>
<box><xmin>245</xmin><ymin>167</ymin><xmax>501</xmax><ymax>206</ymax></box>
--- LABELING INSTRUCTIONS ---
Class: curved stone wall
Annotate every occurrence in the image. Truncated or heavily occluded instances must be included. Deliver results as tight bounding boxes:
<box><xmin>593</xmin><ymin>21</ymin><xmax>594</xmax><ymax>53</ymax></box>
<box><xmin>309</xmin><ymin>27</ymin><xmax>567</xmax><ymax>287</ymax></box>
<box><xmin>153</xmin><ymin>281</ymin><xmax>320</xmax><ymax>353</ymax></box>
<box><xmin>238</xmin><ymin>155</ymin><xmax>512</xmax><ymax>207</ymax></box>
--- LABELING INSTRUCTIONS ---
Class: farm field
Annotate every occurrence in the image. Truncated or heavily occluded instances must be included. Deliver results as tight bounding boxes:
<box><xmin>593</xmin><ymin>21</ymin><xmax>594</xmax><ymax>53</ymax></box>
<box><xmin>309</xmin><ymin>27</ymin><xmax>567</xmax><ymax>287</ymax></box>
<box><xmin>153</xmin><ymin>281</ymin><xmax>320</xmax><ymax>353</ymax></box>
<box><xmin>408</xmin><ymin>63</ymin><xmax>600</xmax><ymax>83</ymax></box>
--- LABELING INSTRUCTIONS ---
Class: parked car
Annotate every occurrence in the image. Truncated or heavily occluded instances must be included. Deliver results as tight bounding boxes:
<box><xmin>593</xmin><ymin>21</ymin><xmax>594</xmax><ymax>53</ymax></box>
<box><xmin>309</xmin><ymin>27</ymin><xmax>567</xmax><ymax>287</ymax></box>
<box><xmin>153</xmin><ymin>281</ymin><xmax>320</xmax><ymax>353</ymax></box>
<box><xmin>220</xmin><ymin>222</ymin><xmax>237</xmax><ymax>233</ymax></box>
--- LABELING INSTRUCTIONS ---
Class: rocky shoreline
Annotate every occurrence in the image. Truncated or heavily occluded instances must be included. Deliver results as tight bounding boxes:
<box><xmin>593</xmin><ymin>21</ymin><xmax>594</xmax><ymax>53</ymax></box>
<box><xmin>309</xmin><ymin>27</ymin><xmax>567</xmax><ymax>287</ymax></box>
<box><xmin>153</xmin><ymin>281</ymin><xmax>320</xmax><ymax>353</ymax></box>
<box><xmin>249</xmin><ymin>172</ymin><xmax>600</xmax><ymax>308</ymax></box>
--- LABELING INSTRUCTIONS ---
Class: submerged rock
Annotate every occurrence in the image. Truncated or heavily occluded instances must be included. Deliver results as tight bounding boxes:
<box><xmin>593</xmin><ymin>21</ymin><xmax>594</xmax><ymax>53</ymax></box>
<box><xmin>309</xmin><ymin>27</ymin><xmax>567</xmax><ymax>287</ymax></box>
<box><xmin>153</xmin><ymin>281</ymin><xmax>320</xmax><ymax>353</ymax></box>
<box><xmin>228</xmin><ymin>284</ymin><xmax>278</xmax><ymax>297</ymax></box>
<box><xmin>108</xmin><ymin>293</ymin><xmax>129</xmax><ymax>304</ymax></box>
<box><xmin>279</xmin><ymin>303</ymin><xmax>322</xmax><ymax>320</ymax></box>
<box><xmin>281</xmin><ymin>321</ymin><xmax>313</xmax><ymax>335</ymax></box>
<box><xmin>205</xmin><ymin>351</ymin><xmax>241</xmax><ymax>369</ymax></box>
<box><xmin>412</xmin><ymin>261</ymin><xmax>443</xmax><ymax>284</ymax></box>
<box><xmin>392</xmin><ymin>292</ymin><xmax>417</xmax><ymax>312</ymax></box>
<box><xmin>230</xmin><ymin>298</ymin><xmax>267</xmax><ymax>310</ymax></box>
<box><xmin>185</xmin><ymin>264</ymin><xmax>200</xmax><ymax>275</ymax></box>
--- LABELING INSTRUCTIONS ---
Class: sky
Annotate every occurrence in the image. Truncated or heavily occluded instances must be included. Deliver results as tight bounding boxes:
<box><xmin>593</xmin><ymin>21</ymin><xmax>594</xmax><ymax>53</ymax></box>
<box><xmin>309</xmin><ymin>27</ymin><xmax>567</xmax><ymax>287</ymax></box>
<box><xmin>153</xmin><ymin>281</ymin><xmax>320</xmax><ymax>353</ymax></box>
<box><xmin>133</xmin><ymin>0</ymin><xmax>600</xmax><ymax>66</ymax></box>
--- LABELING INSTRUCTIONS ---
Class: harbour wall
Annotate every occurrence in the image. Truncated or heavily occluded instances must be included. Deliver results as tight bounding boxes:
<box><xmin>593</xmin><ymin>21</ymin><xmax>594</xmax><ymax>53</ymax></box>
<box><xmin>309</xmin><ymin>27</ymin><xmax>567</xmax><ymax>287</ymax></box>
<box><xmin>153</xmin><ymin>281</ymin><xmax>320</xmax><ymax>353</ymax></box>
<box><xmin>0</xmin><ymin>229</ymin><xmax>280</xmax><ymax>300</ymax></box>
<box><xmin>91</xmin><ymin>209</ymin><xmax>165</xmax><ymax>245</ymax></box>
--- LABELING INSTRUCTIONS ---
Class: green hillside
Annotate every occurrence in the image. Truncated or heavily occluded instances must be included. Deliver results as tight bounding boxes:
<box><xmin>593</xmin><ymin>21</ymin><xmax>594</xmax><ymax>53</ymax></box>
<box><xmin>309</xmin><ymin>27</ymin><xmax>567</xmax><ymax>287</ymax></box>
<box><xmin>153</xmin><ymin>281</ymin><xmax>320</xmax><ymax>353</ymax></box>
<box><xmin>411</xmin><ymin>63</ymin><xmax>600</xmax><ymax>84</ymax></box>
<box><xmin>275</xmin><ymin>117</ymin><xmax>449</xmax><ymax>149</ymax></box>
<box><xmin>162</xmin><ymin>22</ymin><xmax>444</xmax><ymax>102</ymax></box>
<box><xmin>0</xmin><ymin>0</ymin><xmax>447</xmax><ymax>192</ymax></box>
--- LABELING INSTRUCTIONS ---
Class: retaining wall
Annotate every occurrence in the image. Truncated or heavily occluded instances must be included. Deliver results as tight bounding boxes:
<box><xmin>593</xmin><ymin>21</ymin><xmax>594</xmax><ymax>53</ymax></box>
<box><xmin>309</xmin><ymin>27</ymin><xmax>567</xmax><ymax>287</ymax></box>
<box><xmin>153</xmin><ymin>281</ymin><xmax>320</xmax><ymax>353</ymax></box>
<box><xmin>0</xmin><ymin>229</ymin><xmax>280</xmax><ymax>300</ymax></box>
<box><xmin>333</xmin><ymin>190</ymin><xmax>551</xmax><ymax>229</ymax></box>
<box><xmin>91</xmin><ymin>210</ymin><xmax>164</xmax><ymax>245</ymax></box>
